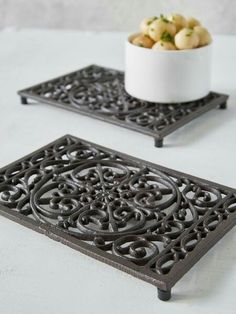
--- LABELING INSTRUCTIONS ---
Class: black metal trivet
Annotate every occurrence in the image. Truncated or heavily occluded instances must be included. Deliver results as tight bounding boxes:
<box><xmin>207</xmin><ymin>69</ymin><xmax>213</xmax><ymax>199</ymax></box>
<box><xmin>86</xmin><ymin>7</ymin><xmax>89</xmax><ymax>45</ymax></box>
<box><xmin>18</xmin><ymin>65</ymin><xmax>228</xmax><ymax>148</ymax></box>
<box><xmin>0</xmin><ymin>135</ymin><xmax>235</xmax><ymax>301</ymax></box>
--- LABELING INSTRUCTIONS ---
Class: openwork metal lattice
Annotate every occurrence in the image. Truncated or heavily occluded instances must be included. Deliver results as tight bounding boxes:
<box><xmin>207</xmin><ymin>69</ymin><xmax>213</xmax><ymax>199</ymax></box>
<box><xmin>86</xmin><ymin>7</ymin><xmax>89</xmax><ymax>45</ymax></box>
<box><xmin>0</xmin><ymin>135</ymin><xmax>235</xmax><ymax>300</ymax></box>
<box><xmin>18</xmin><ymin>65</ymin><xmax>228</xmax><ymax>147</ymax></box>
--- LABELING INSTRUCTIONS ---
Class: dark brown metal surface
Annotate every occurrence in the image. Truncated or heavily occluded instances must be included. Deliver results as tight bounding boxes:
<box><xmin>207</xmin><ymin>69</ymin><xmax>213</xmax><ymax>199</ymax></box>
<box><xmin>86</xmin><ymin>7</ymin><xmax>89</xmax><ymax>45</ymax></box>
<box><xmin>0</xmin><ymin>135</ymin><xmax>235</xmax><ymax>300</ymax></box>
<box><xmin>18</xmin><ymin>65</ymin><xmax>228</xmax><ymax>147</ymax></box>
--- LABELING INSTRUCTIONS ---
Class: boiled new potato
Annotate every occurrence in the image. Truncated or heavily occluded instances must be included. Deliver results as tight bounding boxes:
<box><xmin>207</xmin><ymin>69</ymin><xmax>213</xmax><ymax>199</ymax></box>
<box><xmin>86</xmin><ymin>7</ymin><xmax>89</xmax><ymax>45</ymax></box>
<box><xmin>131</xmin><ymin>14</ymin><xmax>211</xmax><ymax>50</ymax></box>
<box><xmin>132</xmin><ymin>34</ymin><xmax>155</xmax><ymax>48</ymax></box>
<box><xmin>140</xmin><ymin>16</ymin><xmax>158</xmax><ymax>35</ymax></box>
<box><xmin>149</xmin><ymin>18</ymin><xmax>176</xmax><ymax>42</ymax></box>
<box><xmin>152</xmin><ymin>41</ymin><xmax>176</xmax><ymax>50</ymax></box>
<box><xmin>194</xmin><ymin>26</ymin><xmax>212</xmax><ymax>46</ymax></box>
<box><xmin>187</xmin><ymin>17</ymin><xmax>201</xmax><ymax>29</ymax></box>
<box><xmin>168</xmin><ymin>14</ymin><xmax>187</xmax><ymax>32</ymax></box>
<box><xmin>175</xmin><ymin>28</ymin><xmax>199</xmax><ymax>50</ymax></box>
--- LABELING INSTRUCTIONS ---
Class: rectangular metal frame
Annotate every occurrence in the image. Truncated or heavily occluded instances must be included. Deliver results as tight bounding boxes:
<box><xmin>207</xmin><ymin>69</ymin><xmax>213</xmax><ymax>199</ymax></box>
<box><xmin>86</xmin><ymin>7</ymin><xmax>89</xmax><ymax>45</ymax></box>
<box><xmin>18</xmin><ymin>65</ymin><xmax>228</xmax><ymax>147</ymax></box>
<box><xmin>0</xmin><ymin>135</ymin><xmax>235</xmax><ymax>301</ymax></box>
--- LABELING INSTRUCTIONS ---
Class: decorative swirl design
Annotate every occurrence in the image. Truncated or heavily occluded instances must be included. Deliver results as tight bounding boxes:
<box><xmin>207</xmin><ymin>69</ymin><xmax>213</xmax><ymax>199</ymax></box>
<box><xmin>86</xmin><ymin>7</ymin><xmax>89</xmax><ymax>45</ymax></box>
<box><xmin>22</xmin><ymin>65</ymin><xmax>219</xmax><ymax>136</ymax></box>
<box><xmin>0</xmin><ymin>183</ymin><xmax>26</xmax><ymax>208</ymax></box>
<box><xmin>0</xmin><ymin>135</ymin><xmax>235</xmax><ymax>278</ymax></box>
<box><xmin>113</xmin><ymin>235</ymin><xmax>160</xmax><ymax>266</ymax></box>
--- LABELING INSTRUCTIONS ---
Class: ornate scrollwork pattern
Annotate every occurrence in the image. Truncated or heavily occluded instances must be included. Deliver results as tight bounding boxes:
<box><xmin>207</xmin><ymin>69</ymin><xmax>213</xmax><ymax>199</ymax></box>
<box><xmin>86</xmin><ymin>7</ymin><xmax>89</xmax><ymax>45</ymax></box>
<box><xmin>0</xmin><ymin>135</ymin><xmax>235</xmax><ymax>279</ymax></box>
<box><xmin>21</xmin><ymin>65</ymin><xmax>226</xmax><ymax>137</ymax></box>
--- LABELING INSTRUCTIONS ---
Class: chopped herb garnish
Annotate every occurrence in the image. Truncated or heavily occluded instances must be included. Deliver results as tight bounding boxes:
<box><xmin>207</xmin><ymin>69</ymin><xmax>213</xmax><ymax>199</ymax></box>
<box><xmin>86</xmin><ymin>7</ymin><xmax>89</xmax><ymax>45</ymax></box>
<box><xmin>150</xmin><ymin>28</ymin><xmax>155</xmax><ymax>32</ymax></box>
<box><xmin>160</xmin><ymin>14</ymin><xmax>169</xmax><ymax>23</ymax></box>
<box><xmin>186</xmin><ymin>30</ymin><xmax>193</xmax><ymax>37</ymax></box>
<box><xmin>138</xmin><ymin>43</ymin><xmax>144</xmax><ymax>47</ymax></box>
<box><xmin>147</xmin><ymin>16</ymin><xmax>158</xmax><ymax>25</ymax></box>
<box><xmin>161</xmin><ymin>31</ymin><xmax>174</xmax><ymax>43</ymax></box>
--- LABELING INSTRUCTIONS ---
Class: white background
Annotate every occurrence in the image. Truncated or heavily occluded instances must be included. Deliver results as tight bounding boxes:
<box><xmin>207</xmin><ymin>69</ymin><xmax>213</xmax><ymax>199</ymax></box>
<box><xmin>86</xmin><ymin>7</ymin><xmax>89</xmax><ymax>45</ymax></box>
<box><xmin>0</xmin><ymin>0</ymin><xmax>236</xmax><ymax>34</ymax></box>
<box><xmin>0</xmin><ymin>28</ymin><xmax>236</xmax><ymax>313</ymax></box>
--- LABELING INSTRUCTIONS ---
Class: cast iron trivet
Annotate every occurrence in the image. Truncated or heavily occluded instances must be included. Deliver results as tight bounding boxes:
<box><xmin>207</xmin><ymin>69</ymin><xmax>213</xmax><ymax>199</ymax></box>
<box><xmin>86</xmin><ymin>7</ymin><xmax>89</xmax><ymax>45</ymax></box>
<box><xmin>0</xmin><ymin>135</ymin><xmax>236</xmax><ymax>300</ymax></box>
<box><xmin>18</xmin><ymin>65</ymin><xmax>228</xmax><ymax>148</ymax></box>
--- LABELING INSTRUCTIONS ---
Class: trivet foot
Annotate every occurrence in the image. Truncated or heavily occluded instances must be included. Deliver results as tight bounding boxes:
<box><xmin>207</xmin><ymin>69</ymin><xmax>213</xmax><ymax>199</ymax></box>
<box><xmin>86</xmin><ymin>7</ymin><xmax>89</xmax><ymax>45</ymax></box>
<box><xmin>157</xmin><ymin>288</ymin><xmax>171</xmax><ymax>301</ymax></box>
<box><xmin>219</xmin><ymin>102</ymin><xmax>227</xmax><ymax>109</ymax></box>
<box><xmin>155</xmin><ymin>138</ymin><xmax>163</xmax><ymax>148</ymax></box>
<box><xmin>17</xmin><ymin>65</ymin><xmax>230</xmax><ymax>148</ymax></box>
<box><xmin>1</xmin><ymin>134</ymin><xmax>236</xmax><ymax>300</ymax></box>
<box><xmin>21</xmin><ymin>96</ymin><xmax>28</xmax><ymax>105</ymax></box>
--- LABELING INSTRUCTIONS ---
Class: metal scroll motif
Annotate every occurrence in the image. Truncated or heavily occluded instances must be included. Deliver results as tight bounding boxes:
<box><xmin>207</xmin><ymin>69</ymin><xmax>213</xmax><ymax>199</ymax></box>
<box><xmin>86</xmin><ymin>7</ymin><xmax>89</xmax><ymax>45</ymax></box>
<box><xmin>0</xmin><ymin>136</ymin><xmax>235</xmax><ymax>277</ymax></box>
<box><xmin>25</xmin><ymin>65</ymin><xmax>219</xmax><ymax>133</ymax></box>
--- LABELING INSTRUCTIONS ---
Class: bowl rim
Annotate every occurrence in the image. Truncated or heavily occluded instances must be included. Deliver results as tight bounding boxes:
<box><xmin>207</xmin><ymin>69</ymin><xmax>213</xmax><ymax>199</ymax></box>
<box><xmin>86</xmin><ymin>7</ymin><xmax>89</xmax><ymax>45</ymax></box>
<box><xmin>127</xmin><ymin>32</ymin><xmax>212</xmax><ymax>54</ymax></box>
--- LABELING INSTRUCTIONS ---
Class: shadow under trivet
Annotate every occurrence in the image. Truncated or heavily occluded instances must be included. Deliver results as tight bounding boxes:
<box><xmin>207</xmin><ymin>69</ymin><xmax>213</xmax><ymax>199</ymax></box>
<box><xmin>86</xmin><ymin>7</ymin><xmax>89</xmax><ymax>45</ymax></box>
<box><xmin>0</xmin><ymin>135</ymin><xmax>236</xmax><ymax>300</ymax></box>
<box><xmin>18</xmin><ymin>65</ymin><xmax>228</xmax><ymax>148</ymax></box>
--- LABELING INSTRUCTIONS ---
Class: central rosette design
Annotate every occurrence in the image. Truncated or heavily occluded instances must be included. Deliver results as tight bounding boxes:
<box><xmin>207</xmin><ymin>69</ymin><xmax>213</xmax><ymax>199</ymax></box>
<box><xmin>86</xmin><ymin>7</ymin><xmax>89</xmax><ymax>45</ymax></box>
<box><xmin>30</xmin><ymin>160</ymin><xmax>180</xmax><ymax>239</ymax></box>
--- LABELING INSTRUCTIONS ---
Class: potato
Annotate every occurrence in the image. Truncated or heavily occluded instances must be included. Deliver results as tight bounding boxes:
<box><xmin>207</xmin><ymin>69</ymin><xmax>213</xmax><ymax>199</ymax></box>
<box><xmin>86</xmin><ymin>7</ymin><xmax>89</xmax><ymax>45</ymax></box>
<box><xmin>194</xmin><ymin>26</ymin><xmax>212</xmax><ymax>46</ymax></box>
<box><xmin>175</xmin><ymin>28</ymin><xmax>199</xmax><ymax>50</ymax></box>
<box><xmin>132</xmin><ymin>34</ymin><xmax>155</xmax><ymax>48</ymax></box>
<box><xmin>187</xmin><ymin>17</ymin><xmax>201</xmax><ymax>29</ymax></box>
<box><xmin>149</xmin><ymin>18</ymin><xmax>176</xmax><ymax>42</ymax></box>
<box><xmin>168</xmin><ymin>14</ymin><xmax>187</xmax><ymax>32</ymax></box>
<box><xmin>134</xmin><ymin>14</ymin><xmax>211</xmax><ymax>51</ymax></box>
<box><xmin>140</xmin><ymin>16</ymin><xmax>158</xmax><ymax>35</ymax></box>
<box><xmin>152</xmin><ymin>41</ymin><xmax>176</xmax><ymax>51</ymax></box>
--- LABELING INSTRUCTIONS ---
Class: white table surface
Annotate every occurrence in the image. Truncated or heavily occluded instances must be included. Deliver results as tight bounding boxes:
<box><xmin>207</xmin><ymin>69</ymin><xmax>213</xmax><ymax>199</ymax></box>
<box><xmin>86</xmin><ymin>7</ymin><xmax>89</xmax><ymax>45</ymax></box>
<box><xmin>0</xmin><ymin>29</ymin><xmax>236</xmax><ymax>314</ymax></box>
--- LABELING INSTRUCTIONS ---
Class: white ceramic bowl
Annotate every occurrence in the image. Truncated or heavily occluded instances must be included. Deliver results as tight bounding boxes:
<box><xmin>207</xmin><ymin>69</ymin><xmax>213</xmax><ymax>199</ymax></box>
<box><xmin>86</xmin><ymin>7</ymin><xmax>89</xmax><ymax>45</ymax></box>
<box><xmin>125</xmin><ymin>33</ymin><xmax>212</xmax><ymax>103</ymax></box>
